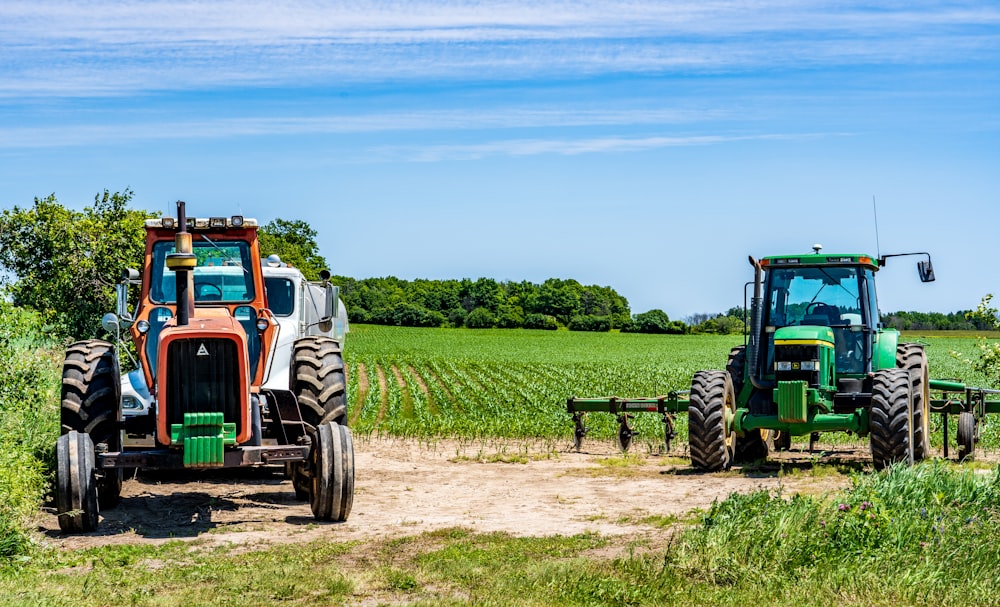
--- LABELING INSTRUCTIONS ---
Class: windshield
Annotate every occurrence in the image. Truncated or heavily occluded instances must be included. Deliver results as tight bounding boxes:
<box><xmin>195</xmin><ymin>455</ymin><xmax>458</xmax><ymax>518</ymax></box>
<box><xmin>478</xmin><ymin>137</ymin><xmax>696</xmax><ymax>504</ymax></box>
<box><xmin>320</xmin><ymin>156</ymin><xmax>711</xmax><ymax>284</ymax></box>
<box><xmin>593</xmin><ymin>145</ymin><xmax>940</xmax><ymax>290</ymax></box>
<box><xmin>762</xmin><ymin>266</ymin><xmax>870</xmax><ymax>376</ymax></box>
<box><xmin>765</xmin><ymin>267</ymin><xmax>862</xmax><ymax>328</ymax></box>
<box><xmin>150</xmin><ymin>239</ymin><xmax>255</xmax><ymax>304</ymax></box>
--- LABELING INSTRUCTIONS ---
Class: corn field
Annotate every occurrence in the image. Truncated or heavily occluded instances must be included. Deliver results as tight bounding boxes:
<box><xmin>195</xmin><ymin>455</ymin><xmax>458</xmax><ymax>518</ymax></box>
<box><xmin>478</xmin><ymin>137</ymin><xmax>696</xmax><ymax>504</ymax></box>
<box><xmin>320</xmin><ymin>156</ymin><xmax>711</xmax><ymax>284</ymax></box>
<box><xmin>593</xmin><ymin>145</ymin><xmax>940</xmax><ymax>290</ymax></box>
<box><xmin>343</xmin><ymin>325</ymin><xmax>997</xmax><ymax>447</ymax></box>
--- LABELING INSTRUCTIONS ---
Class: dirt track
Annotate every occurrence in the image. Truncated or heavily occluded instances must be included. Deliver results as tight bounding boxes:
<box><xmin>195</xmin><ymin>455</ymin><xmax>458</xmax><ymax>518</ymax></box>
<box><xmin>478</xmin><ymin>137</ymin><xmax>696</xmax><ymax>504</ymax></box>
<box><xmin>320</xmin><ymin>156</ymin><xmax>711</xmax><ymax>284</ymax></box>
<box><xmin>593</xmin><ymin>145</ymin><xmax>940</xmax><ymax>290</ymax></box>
<box><xmin>41</xmin><ymin>437</ymin><xmax>863</xmax><ymax>552</ymax></box>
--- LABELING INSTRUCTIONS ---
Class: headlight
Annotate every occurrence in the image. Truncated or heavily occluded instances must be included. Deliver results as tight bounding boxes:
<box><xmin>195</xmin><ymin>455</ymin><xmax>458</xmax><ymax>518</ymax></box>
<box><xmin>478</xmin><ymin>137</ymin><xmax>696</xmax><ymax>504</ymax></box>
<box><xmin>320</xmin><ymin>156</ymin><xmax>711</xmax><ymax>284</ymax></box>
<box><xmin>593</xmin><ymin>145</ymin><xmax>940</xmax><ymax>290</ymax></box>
<box><xmin>800</xmin><ymin>361</ymin><xmax>819</xmax><ymax>371</ymax></box>
<box><xmin>256</xmin><ymin>317</ymin><xmax>270</xmax><ymax>331</ymax></box>
<box><xmin>136</xmin><ymin>319</ymin><xmax>151</xmax><ymax>334</ymax></box>
<box><xmin>775</xmin><ymin>361</ymin><xmax>792</xmax><ymax>371</ymax></box>
<box><xmin>122</xmin><ymin>396</ymin><xmax>142</xmax><ymax>410</ymax></box>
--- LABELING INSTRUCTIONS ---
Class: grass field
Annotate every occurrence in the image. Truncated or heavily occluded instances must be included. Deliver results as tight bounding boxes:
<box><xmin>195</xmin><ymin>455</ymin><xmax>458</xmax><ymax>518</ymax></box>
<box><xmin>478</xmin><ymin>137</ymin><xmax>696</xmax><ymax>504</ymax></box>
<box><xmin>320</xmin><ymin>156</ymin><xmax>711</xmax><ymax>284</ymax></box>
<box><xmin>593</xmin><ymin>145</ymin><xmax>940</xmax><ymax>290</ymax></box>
<box><xmin>344</xmin><ymin>325</ymin><xmax>1000</xmax><ymax>450</ymax></box>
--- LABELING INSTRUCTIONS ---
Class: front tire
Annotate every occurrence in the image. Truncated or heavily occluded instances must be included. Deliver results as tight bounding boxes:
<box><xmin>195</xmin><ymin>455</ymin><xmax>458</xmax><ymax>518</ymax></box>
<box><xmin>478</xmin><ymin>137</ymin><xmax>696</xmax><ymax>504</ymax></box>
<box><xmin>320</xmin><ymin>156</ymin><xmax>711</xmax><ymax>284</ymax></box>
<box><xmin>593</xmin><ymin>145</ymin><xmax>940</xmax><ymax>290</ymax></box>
<box><xmin>734</xmin><ymin>429</ymin><xmax>768</xmax><ymax>464</ymax></box>
<box><xmin>61</xmin><ymin>340</ymin><xmax>122</xmax><ymax>509</ymax></box>
<box><xmin>869</xmin><ymin>369</ymin><xmax>913</xmax><ymax>470</ymax></box>
<box><xmin>56</xmin><ymin>431</ymin><xmax>99</xmax><ymax>533</ymax></box>
<box><xmin>688</xmin><ymin>370</ymin><xmax>735</xmax><ymax>472</ymax></box>
<box><xmin>310</xmin><ymin>422</ymin><xmax>355</xmax><ymax>522</ymax></box>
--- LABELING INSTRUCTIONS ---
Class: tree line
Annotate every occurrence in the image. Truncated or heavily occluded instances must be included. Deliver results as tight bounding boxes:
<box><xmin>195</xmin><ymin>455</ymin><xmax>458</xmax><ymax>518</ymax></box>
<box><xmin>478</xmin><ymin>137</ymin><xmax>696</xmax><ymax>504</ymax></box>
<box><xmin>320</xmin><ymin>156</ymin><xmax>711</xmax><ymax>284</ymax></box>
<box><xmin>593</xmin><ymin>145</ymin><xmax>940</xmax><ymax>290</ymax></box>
<box><xmin>0</xmin><ymin>191</ymin><xmax>990</xmax><ymax>338</ymax></box>
<box><xmin>880</xmin><ymin>310</ymin><xmax>992</xmax><ymax>332</ymax></box>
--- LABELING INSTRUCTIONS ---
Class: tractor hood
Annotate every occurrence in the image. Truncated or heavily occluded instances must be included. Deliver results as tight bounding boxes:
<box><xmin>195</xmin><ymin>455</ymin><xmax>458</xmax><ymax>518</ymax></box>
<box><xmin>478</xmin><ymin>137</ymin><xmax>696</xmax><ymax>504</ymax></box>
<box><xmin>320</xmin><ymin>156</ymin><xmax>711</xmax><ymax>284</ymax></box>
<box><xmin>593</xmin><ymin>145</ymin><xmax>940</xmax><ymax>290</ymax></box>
<box><xmin>774</xmin><ymin>325</ymin><xmax>835</xmax><ymax>345</ymax></box>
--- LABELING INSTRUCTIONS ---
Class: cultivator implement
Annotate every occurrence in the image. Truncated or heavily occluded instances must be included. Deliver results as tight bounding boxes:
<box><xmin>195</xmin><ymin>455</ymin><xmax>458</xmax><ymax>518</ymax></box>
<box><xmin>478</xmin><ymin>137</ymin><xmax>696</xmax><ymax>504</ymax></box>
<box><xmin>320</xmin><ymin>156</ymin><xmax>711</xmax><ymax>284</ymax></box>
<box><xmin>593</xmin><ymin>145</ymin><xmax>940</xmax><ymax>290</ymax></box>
<box><xmin>929</xmin><ymin>379</ymin><xmax>1000</xmax><ymax>461</ymax></box>
<box><xmin>567</xmin><ymin>393</ymin><xmax>690</xmax><ymax>452</ymax></box>
<box><xmin>569</xmin><ymin>378</ymin><xmax>1000</xmax><ymax>464</ymax></box>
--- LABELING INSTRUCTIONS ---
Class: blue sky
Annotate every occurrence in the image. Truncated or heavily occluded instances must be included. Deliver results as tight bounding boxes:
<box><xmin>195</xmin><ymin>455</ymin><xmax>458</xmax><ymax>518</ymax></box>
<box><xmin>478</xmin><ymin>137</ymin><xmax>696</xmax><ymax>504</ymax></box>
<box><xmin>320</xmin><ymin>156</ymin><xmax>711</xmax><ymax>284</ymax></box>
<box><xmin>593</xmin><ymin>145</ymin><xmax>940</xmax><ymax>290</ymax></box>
<box><xmin>1</xmin><ymin>1</ymin><xmax>998</xmax><ymax>319</ymax></box>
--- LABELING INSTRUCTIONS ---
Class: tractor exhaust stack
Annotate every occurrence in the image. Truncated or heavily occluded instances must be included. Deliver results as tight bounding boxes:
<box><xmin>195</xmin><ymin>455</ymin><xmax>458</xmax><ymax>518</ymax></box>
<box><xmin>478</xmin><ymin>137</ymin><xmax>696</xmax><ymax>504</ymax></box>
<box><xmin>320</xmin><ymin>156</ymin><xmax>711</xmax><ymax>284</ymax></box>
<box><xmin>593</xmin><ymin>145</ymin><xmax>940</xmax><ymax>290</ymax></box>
<box><xmin>164</xmin><ymin>200</ymin><xmax>196</xmax><ymax>326</ymax></box>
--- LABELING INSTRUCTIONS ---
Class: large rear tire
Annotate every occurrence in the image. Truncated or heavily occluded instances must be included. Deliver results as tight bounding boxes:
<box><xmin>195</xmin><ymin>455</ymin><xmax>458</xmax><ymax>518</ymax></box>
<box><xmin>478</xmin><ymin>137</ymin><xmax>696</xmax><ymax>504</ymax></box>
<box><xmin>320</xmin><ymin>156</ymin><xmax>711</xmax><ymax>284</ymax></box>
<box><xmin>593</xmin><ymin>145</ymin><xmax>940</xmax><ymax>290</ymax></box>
<box><xmin>61</xmin><ymin>340</ymin><xmax>122</xmax><ymax>509</ymax></box>
<box><xmin>292</xmin><ymin>337</ymin><xmax>347</xmax><ymax>428</ymax></box>
<box><xmin>726</xmin><ymin>346</ymin><xmax>746</xmax><ymax>396</ymax></box>
<box><xmin>688</xmin><ymin>370</ymin><xmax>735</xmax><ymax>472</ymax></box>
<box><xmin>310</xmin><ymin>422</ymin><xmax>355</xmax><ymax>522</ymax></box>
<box><xmin>56</xmin><ymin>431</ymin><xmax>99</xmax><ymax>533</ymax></box>
<box><xmin>897</xmin><ymin>343</ymin><xmax>930</xmax><ymax>461</ymax></box>
<box><xmin>869</xmin><ymin>369</ymin><xmax>913</xmax><ymax>470</ymax></box>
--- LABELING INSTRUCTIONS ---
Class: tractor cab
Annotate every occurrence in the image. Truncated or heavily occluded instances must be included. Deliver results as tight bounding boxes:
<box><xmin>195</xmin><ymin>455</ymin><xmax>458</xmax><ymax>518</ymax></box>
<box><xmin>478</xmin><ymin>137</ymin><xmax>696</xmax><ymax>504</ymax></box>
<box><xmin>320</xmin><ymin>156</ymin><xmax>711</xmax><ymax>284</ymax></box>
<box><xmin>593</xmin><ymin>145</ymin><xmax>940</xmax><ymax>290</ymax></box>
<box><xmin>757</xmin><ymin>252</ymin><xmax>880</xmax><ymax>386</ymax></box>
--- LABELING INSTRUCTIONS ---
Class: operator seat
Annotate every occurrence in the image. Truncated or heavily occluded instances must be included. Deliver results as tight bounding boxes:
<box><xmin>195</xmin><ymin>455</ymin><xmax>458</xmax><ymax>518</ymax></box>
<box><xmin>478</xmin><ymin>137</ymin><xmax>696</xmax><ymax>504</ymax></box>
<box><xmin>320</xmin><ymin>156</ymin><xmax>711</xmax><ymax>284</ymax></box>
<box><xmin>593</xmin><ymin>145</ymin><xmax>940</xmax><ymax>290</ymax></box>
<box><xmin>801</xmin><ymin>304</ymin><xmax>840</xmax><ymax>326</ymax></box>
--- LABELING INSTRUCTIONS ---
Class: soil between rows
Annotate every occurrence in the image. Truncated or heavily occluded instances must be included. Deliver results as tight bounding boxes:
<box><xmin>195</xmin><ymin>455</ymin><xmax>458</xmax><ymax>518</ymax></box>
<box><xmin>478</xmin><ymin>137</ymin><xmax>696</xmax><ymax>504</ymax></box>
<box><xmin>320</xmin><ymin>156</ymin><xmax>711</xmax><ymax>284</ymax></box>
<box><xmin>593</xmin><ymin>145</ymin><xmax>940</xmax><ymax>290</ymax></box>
<box><xmin>41</xmin><ymin>437</ymin><xmax>866</xmax><ymax>552</ymax></box>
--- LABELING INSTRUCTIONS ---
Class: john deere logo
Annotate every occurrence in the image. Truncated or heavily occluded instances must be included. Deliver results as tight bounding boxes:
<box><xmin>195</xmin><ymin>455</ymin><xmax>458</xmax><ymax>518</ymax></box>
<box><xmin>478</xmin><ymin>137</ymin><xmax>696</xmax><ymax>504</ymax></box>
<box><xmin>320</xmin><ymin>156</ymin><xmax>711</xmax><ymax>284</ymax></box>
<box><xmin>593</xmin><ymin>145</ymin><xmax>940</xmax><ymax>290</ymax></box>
<box><xmin>196</xmin><ymin>343</ymin><xmax>210</xmax><ymax>357</ymax></box>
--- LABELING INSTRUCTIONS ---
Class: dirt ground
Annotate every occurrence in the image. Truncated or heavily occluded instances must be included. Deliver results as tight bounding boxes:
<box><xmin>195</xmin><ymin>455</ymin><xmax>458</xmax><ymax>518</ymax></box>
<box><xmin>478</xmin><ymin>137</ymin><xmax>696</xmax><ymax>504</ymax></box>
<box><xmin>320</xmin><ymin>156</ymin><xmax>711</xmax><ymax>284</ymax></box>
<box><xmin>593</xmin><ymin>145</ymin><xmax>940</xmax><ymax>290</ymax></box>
<box><xmin>40</xmin><ymin>437</ymin><xmax>865</xmax><ymax>552</ymax></box>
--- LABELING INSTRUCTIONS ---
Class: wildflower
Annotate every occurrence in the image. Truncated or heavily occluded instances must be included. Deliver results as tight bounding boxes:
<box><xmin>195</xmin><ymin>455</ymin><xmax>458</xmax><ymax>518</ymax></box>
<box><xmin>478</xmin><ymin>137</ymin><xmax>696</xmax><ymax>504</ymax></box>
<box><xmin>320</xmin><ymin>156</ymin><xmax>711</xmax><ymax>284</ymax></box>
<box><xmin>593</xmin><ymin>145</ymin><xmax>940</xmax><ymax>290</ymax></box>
<box><xmin>920</xmin><ymin>507</ymin><xmax>928</xmax><ymax>517</ymax></box>
<box><xmin>860</xmin><ymin>501</ymin><xmax>872</xmax><ymax>511</ymax></box>
<box><xmin>838</xmin><ymin>503</ymin><xmax>850</xmax><ymax>512</ymax></box>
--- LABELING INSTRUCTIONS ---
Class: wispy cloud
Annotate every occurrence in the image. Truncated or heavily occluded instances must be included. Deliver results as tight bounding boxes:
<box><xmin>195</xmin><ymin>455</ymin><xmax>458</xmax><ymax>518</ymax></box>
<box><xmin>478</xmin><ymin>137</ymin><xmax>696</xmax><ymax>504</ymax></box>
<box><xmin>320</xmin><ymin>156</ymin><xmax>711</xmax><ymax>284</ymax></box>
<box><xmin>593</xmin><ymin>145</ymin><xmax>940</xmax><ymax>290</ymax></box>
<box><xmin>372</xmin><ymin>132</ymin><xmax>839</xmax><ymax>161</ymax></box>
<box><xmin>0</xmin><ymin>107</ymin><xmax>734</xmax><ymax>148</ymax></box>
<box><xmin>2</xmin><ymin>1</ymin><xmax>997</xmax><ymax>97</ymax></box>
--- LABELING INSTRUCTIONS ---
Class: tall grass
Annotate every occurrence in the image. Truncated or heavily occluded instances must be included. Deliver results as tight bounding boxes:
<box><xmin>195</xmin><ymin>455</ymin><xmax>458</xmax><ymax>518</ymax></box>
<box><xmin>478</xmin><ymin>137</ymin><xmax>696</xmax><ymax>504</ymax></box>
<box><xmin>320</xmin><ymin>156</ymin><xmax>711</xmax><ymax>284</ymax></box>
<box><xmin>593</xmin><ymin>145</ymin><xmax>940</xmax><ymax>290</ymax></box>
<box><xmin>663</xmin><ymin>461</ymin><xmax>1000</xmax><ymax>603</ymax></box>
<box><xmin>0</xmin><ymin>303</ymin><xmax>61</xmax><ymax>561</ymax></box>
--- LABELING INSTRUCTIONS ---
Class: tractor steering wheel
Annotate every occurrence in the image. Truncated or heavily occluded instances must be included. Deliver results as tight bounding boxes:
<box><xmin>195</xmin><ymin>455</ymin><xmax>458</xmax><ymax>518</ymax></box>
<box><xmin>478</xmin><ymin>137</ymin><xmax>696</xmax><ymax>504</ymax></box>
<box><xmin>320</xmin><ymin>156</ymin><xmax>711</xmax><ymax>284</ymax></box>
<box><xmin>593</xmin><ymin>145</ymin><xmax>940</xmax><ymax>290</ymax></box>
<box><xmin>195</xmin><ymin>282</ymin><xmax>223</xmax><ymax>301</ymax></box>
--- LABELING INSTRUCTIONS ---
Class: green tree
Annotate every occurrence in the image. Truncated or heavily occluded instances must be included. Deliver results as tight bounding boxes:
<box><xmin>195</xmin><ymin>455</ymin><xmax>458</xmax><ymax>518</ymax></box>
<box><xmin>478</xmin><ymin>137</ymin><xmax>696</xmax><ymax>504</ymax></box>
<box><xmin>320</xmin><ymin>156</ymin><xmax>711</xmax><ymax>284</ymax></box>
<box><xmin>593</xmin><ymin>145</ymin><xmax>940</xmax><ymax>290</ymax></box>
<box><xmin>0</xmin><ymin>190</ymin><xmax>150</xmax><ymax>338</ymax></box>
<box><xmin>259</xmin><ymin>218</ymin><xmax>329</xmax><ymax>280</ymax></box>
<box><xmin>632</xmin><ymin>309</ymin><xmax>672</xmax><ymax>334</ymax></box>
<box><xmin>465</xmin><ymin>307</ymin><xmax>497</xmax><ymax>329</ymax></box>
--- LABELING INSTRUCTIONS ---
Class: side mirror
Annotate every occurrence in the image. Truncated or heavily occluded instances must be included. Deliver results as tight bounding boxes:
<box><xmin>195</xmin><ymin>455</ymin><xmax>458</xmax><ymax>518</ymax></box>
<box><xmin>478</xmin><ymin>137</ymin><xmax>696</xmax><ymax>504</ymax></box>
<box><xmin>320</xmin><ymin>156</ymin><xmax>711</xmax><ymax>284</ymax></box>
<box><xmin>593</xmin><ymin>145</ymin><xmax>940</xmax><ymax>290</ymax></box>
<box><xmin>918</xmin><ymin>258</ymin><xmax>935</xmax><ymax>283</ymax></box>
<box><xmin>318</xmin><ymin>284</ymin><xmax>339</xmax><ymax>333</ymax></box>
<box><xmin>101</xmin><ymin>312</ymin><xmax>120</xmax><ymax>335</ymax></box>
<box><xmin>116</xmin><ymin>268</ymin><xmax>139</xmax><ymax>324</ymax></box>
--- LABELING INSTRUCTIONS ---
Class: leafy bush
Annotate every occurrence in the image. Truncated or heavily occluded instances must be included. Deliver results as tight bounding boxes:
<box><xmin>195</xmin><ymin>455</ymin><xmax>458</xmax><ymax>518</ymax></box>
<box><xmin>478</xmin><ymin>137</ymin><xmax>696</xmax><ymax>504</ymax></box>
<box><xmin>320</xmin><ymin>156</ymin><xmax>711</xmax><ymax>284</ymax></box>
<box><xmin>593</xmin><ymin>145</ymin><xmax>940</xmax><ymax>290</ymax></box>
<box><xmin>447</xmin><ymin>307</ymin><xmax>468</xmax><ymax>328</ymax></box>
<box><xmin>965</xmin><ymin>295</ymin><xmax>1000</xmax><ymax>387</ymax></box>
<box><xmin>624</xmin><ymin>309</ymin><xmax>671</xmax><ymax>334</ymax></box>
<box><xmin>391</xmin><ymin>303</ymin><xmax>446</xmax><ymax>328</ymax></box>
<box><xmin>523</xmin><ymin>313</ymin><xmax>559</xmax><ymax>330</ymax></box>
<box><xmin>496</xmin><ymin>305</ymin><xmax>525</xmax><ymax>329</ymax></box>
<box><xmin>568</xmin><ymin>315</ymin><xmax>611</xmax><ymax>332</ymax></box>
<box><xmin>347</xmin><ymin>306</ymin><xmax>372</xmax><ymax>324</ymax></box>
<box><xmin>0</xmin><ymin>302</ymin><xmax>60</xmax><ymax>561</ymax></box>
<box><xmin>465</xmin><ymin>307</ymin><xmax>497</xmax><ymax>329</ymax></box>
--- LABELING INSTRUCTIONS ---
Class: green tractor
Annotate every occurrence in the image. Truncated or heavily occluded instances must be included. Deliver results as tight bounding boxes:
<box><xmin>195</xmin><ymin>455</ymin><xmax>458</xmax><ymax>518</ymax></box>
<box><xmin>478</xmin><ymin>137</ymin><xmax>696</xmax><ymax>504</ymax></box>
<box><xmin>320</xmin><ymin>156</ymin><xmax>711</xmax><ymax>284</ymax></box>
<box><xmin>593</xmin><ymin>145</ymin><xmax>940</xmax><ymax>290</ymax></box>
<box><xmin>569</xmin><ymin>245</ymin><xmax>941</xmax><ymax>470</ymax></box>
<box><xmin>692</xmin><ymin>245</ymin><xmax>936</xmax><ymax>471</ymax></box>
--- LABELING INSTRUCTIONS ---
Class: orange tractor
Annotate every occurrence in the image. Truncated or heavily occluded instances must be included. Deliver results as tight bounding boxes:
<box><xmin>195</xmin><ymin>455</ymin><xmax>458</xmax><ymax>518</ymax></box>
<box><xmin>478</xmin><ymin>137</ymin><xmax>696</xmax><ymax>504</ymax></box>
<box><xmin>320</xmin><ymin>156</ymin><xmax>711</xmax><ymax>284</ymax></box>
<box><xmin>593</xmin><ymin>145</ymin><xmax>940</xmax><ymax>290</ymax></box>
<box><xmin>56</xmin><ymin>201</ymin><xmax>353</xmax><ymax>532</ymax></box>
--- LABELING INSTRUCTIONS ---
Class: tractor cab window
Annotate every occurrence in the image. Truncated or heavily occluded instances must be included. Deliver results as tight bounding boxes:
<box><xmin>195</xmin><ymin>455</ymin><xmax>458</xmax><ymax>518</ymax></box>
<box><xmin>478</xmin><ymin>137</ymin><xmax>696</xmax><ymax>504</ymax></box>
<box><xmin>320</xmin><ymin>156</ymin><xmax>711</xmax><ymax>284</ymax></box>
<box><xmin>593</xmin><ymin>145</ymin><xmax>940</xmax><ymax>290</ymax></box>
<box><xmin>149</xmin><ymin>239</ymin><xmax>256</xmax><ymax>304</ymax></box>
<box><xmin>264</xmin><ymin>277</ymin><xmax>295</xmax><ymax>317</ymax></box>
<box><xmin>764</xmin><ymin>266</ymin><xmax>869</xmax><ymax>376</ymax></box>
<box><xmin>765</xmin><ymin>267</ymin><xmax>863</xmax><ymax>327</ymax></box>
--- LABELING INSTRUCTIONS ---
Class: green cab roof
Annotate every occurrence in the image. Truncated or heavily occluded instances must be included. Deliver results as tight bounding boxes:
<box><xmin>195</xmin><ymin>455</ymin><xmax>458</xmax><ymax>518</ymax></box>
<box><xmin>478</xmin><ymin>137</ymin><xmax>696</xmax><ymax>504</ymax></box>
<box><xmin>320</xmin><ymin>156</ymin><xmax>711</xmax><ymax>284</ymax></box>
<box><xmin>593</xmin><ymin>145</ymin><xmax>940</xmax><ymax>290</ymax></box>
<box><xmin>760</xmin><ymin>253</ymin><xmax>880</xmax><ymax>270</ymax></box>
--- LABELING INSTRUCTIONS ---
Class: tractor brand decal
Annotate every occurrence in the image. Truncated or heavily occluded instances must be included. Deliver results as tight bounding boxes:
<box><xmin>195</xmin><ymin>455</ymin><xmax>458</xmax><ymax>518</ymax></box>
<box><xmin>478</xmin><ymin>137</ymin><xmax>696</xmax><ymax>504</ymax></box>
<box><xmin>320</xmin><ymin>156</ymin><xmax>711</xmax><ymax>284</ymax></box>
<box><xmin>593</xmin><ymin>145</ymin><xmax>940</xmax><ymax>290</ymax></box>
<box><xmin>196</xmin><ymin>343</ymin><xmax>210</xmax><ymax>357</ymax></box>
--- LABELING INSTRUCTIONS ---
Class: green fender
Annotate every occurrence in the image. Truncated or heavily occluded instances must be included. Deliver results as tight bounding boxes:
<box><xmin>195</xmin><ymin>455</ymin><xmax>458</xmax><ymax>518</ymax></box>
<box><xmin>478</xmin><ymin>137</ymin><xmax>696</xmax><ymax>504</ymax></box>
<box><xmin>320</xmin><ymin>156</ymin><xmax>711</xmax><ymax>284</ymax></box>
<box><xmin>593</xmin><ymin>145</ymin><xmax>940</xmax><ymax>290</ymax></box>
<box><xmin>872</xmin><ymin>329</ymin><xmax>899</xmax><ymax>371</ymax></box>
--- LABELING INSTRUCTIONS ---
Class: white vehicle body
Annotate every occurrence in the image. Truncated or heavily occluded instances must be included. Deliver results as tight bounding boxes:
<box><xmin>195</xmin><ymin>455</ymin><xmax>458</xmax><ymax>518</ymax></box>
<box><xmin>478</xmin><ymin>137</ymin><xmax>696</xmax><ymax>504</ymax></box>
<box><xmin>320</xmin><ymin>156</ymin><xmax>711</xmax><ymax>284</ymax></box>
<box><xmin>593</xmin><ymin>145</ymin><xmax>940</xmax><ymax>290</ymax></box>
<box><xmin>260</xmin><ymin>262</ymin><xmax>349</xmax><ymax>391</ymax></box>
<box><xmin>122</xmin><ymin>259</ymin><xmax>348</xmax><ymax>417</ymax></box>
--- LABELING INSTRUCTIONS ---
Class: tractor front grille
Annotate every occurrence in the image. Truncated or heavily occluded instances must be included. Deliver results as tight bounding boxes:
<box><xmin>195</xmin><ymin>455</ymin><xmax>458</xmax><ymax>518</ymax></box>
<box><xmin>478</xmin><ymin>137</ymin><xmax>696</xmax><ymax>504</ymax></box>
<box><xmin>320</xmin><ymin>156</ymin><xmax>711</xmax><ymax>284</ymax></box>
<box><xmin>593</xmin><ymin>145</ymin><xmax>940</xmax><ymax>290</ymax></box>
<box><xmin>165</xmin><ymin>338</ymin><xmax>240</xmax><ymax>428</ymax></box>
<box><xmin>774</xmin><ymin>343</ymin><xmax>821</xmax><ymax>387</ymax></box>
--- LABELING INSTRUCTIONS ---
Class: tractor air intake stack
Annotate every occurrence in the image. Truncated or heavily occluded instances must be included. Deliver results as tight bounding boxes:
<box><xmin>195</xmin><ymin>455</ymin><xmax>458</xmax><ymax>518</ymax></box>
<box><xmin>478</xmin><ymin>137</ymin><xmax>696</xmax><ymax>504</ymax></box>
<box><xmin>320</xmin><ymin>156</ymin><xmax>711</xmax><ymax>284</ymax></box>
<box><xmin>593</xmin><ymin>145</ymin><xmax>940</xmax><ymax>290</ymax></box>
<box><xmin>747</xmin><ymin>256</ymin><xmax>764</xmax><ymax>387</ymax></box>
<box><xmin>165</xmin><ymin>200</ymin><xmax>196</xmax><ymax>326</ymax></box>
